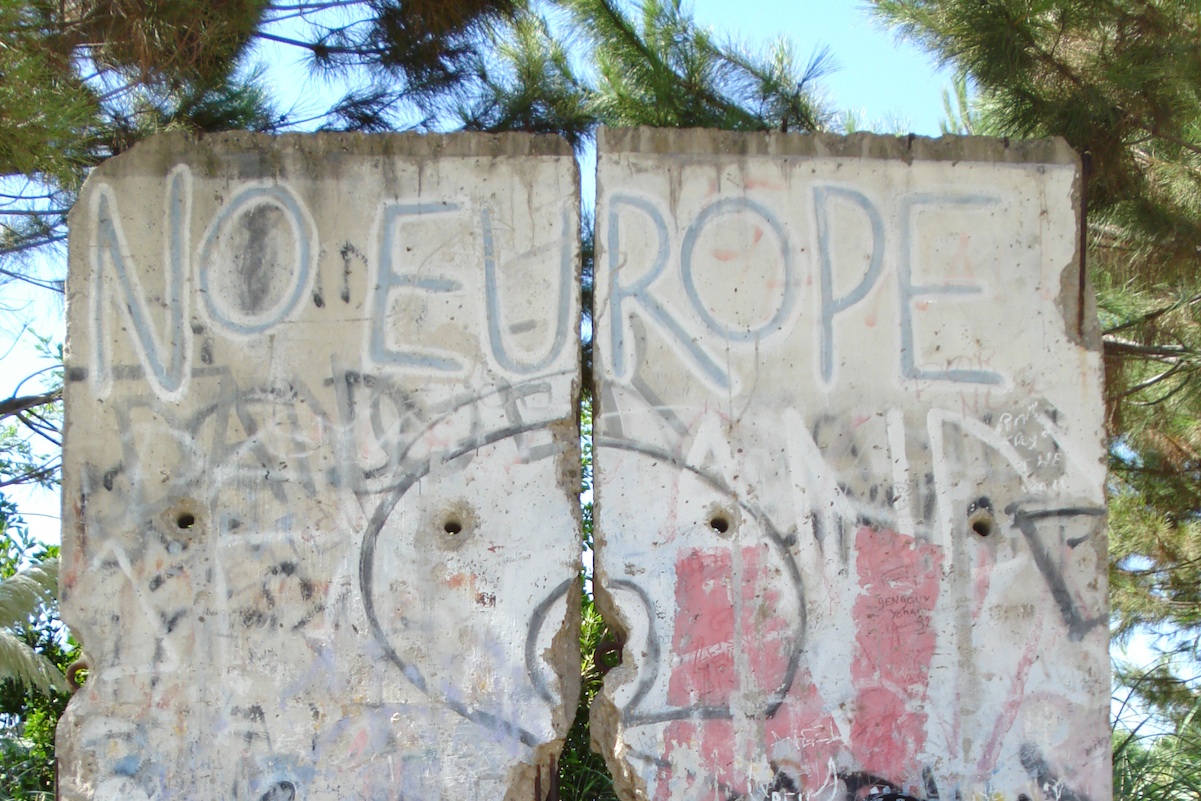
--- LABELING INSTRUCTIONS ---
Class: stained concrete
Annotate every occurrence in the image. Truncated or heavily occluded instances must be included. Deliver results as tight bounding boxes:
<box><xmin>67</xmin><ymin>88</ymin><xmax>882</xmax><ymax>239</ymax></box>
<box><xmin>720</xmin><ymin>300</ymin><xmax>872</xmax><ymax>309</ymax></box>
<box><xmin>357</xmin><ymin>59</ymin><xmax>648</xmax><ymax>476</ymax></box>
<box><xmin>591</xmin><ymin>127</ymin><xmax>1107</xmax><ymax>801</ymax></box>
<box><xmin>59</xmin><ymin>132</ymin><xmax>582</xmax><ymax>801</ymax></box>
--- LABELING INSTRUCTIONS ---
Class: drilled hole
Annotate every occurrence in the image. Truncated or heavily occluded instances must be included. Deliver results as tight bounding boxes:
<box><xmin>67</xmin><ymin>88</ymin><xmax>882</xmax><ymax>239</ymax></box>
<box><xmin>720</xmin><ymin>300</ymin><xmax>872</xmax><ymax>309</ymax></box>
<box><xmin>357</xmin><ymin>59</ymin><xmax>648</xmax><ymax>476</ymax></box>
<box><xmin>710</xmin><ymin>515</ymin><xmax>730</xmax><ymax>534</ymax></box>
<box><xmin>176</xmin><ymin>513</ymin><xmax>196</xmax><ymax>530</ymax></box>
<box><xmin>66</xmin><ymin>660</ymin><xmax>89</xmax><ymax>691</ymax></box>
<box><xmin>971</xmin><ymin>519</ymin><xmax>992</xmax><ymax>537</ymax></box>
<box><xmin>443</xmin><ymin>519</ymin><xmax>463</xmax><ymax>536</ymax></box>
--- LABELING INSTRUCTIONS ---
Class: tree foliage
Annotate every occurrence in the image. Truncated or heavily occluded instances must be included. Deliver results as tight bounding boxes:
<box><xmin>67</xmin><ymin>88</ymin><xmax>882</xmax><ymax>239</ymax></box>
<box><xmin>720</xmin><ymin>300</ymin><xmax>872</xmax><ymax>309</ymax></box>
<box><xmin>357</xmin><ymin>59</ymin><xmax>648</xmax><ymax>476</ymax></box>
<box><xmin>455</xmin><ymin>0</ymin><xmax>837</xmax><ymax>145</ymax></box>
<box><xmin>0</xmin><ymin>0</ymin><xmax>278</xmax><ymax>286</ymax></box>
<box><xmin>0</xmin><ymin>500</ymin><xmax>76</xmax><ymax>798</ymax></box>
<box><xmin>556</xmin><ymin>0</ymin><xmax>833</xmax><ymax>132</ymax></box>
<box><xmin>1113</xmin><ymin>693</ymin><xmax>1201</xmax><ymax>801</ymax></box>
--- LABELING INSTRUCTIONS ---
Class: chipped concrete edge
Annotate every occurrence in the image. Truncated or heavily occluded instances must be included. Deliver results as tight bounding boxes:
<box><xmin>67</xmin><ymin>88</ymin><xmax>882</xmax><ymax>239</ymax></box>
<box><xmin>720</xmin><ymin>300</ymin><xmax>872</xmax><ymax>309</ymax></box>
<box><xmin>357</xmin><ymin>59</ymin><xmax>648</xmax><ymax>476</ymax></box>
<box><xmin>597</xmin><ymin>125</ymin><xmax>1079</xmax><ymax>166</ymax></box>
<box><xmin>1060</xmin><ymin>162</ymin><xmax>1102</xmax><ymax>353</ymax></box>
<box><xmin>72</xmin><ymin>130</ymin><xmax>574</xmax><ymax>204</ymax></box>
<box><xmin>587</xmin><ymin>146</ymin><xmax>653</xmax><ymax>801</ymax></box>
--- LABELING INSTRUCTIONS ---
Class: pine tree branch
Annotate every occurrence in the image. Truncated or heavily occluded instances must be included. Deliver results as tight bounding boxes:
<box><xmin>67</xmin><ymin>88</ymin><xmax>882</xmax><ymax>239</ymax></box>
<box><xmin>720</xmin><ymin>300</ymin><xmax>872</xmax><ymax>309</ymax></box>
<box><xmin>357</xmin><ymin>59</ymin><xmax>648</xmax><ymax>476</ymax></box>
<box><xmin>0</xmin><ymin>390</ymin><xmax>60</xmax><ymax>421</ymax></box>
<box><xmin>1105</xmin><ymin>292</ymin><xmax>1201</xmax><ymax>335</ymax></box>
<box><xmin>0</xmin><ymin>460</ymin><xmax>59</xmax><ymax>489</ymax></box>
<box><xmin>1119</xmin><ymin>362</ymin><xmax>1189</xmax><ymax>398</ymax></box>
<box><xmin>0</xmin><ymin>209</ymin><xmax>71</xmax><ymax>217</ymax></box>
<box><xmin>1132</xmin><ymin>377</ymin><xmax>1192</xmax><ymax>407</ymax></box>
<box><xmin>575</xmin><ymin>0</ymin><xmax>759</xmax><ymax>129</ymax></box>
<box><xmin>1141</xmin><ymin>128</ymin><xmax>1201</xmax><ymax>160</ymax></box>
<box><xmin>265</xmin><ymin>1</ymin><xmax>362</xmax><ymax>12</ymax></box>
<box><xmin>16</xmin><ymin>411</ymin><xmax>62</xmax><ymax>448</ymax></box>
<box><xmin>1012</xmin><ymin>7</ymin><xmax>1201</xmax><ymax>160</ymax></box>
<box><xmin>1104</xmin><ymin>337</ymin><xmax>1190</xmax><ymax>360</ymax></box>
<box><xmin>252</xmin><ymin>30</ymin><xmax>385</xmax><ymax>58</ymax></box>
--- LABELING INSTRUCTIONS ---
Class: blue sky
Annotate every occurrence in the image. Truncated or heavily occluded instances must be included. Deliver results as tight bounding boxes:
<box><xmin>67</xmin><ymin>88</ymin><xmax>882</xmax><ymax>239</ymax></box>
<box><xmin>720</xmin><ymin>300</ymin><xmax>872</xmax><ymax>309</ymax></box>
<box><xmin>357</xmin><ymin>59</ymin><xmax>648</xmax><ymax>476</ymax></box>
<box><xmin>689</xmin><ymin>0</ymin><xmax>949</xmax><ymax>135</ymax></box>
<box><xmin>254</xmin><ymin>0</ymin><xmax>952</xmax><ymax>136</ymax></box>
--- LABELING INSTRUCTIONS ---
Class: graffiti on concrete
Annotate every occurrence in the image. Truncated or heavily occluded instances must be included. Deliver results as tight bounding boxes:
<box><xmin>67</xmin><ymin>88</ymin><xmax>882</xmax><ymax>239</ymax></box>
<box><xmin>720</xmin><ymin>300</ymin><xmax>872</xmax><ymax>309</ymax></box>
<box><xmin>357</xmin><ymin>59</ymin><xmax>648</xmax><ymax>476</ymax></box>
<box><xmin>60</xmin><ymin>128</ymin><xmax>1111</xmax><ymax>801</ymax></box>
<box><xmin>60</xmin><ymin>133</ymin><xmax>581</xmax><ymax>801</ymax></box>
<box><xmin>591</xmin><ymin>129</ymin><xmax>1108</xmax><ymax>801</ymax></box>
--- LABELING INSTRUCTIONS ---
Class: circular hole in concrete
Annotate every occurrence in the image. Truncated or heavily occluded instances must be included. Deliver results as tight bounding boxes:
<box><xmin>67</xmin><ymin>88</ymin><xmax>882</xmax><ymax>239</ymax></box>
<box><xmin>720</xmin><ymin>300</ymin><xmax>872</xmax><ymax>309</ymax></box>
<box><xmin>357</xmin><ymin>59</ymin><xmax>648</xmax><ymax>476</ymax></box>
<box><xmin>427</xmin><ymin>503</ymin><xmax>476</xmax><ymax>550</ymax></box>
<box><xmin>703</xmin><ymin>503</ymin><xmax>740</xmax><ymax>538</ymax></box>
<box><xmin>177</xmin><ymin>512</ymin><xmax>196</xmax><ymax>530</ymax></box>
<box><xmin>66</xmin><ymin>660</ymin><xmax>89</xmax><ymax>691</ymax></box>
<box><xmin>967</xmin><ymin>497</ymin><xmax>995</xmax><ymax>539</ymax></box>
<box><xmin>968</xmin><ymin>510</ymin><xmax>994</xmax><ymax>538</ymax></box>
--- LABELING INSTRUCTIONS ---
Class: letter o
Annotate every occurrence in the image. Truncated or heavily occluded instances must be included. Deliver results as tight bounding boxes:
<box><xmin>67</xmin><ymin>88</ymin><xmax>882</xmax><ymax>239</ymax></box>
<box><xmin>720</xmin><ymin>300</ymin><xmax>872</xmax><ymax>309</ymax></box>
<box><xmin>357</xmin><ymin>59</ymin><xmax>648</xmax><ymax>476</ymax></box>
<box><xmin>680</xmin><ymin>197</ymin><xmax>795</xmax><ymax>342</ymax></box>
<box><xmin>198</xmin><ymin>186</ymin><xmax>313</xmax><ymax>335</ymax></box>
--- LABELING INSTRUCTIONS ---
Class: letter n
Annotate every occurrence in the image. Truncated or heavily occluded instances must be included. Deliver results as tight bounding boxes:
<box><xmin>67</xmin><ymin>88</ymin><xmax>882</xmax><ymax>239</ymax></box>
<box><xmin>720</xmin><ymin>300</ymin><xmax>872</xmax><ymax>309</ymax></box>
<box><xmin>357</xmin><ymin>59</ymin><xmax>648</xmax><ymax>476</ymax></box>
<box><xmin>90</xmin><ymin>166</ymin><xmax>191</xmax><ymax>400</ymax></box>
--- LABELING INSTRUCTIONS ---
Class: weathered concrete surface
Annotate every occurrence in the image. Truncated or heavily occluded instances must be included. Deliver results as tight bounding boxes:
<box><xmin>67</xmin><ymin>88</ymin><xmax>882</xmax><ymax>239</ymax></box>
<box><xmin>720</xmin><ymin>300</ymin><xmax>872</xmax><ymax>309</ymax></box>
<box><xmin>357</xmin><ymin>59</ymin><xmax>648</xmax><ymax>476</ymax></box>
<box><xmin>592</xmin><ymin>128</ymin><xmax>1108</xmax><ymax>801</ymax></box>
<box><xmin>60</xmin><ymin>132</ymin><xmax>581</xmax><ymax>801</ymax></box>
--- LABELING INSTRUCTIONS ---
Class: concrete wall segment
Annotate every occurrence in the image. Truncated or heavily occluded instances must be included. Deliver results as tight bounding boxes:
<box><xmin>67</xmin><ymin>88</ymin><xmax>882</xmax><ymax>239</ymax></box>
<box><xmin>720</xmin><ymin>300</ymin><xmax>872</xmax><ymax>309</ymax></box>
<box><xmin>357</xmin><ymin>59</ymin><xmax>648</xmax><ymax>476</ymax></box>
<box><xmin>60</xmin><ymin>131</ymin><xmax>581</xmax><ymax>801</ymax></box>
<box><xmin>60</xmin><ymin>125</ymin><xmax>1109</xmax><ymax>801</ymax></box>
<box><xmin>591</xmin><ymin>127</ymin><xmax>1107</xmax><ymax>801</ymax></box>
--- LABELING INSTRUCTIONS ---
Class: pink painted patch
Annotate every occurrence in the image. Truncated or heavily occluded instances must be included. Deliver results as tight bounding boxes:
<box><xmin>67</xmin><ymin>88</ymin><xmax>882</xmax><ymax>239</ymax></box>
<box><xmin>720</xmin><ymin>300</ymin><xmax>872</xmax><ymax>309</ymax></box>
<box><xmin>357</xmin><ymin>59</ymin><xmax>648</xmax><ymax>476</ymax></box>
<box><xmin>667</xmin><ymin>545</ymin><xmax>790</xmax><ymax>705</ymax></box>
<box><xmin>657</xmin><ymin>720</ymin><xmax>736</xmax><ymax>801</ymax></box>
<box><xmin>850</xmin><ymin>526</ymin><xmax>942</xmax><ymax>783</ymax></box>
<box><xmin>655</xmin><ymin>544</ymin><xmax>801</xmax><ymax>799</ymax></box>
<box><xmin>764</xmin><ymin>669</ymin><xmax>843</xmax><ymax>789</ymax></box>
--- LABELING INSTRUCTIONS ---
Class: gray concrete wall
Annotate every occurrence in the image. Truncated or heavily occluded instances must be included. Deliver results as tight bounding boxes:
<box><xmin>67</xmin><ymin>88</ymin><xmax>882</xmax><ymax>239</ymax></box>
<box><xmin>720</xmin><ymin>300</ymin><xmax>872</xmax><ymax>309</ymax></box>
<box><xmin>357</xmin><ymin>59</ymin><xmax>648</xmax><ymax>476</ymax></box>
<box><xmin>59</xmin><ymin>132</ymin><xmax>582</xmax><ymax>801</ymax></box>
<box><xmin>591</xmin><ymin>128</ymin><xmax>1108</xmax><ymax>801</ymax></box>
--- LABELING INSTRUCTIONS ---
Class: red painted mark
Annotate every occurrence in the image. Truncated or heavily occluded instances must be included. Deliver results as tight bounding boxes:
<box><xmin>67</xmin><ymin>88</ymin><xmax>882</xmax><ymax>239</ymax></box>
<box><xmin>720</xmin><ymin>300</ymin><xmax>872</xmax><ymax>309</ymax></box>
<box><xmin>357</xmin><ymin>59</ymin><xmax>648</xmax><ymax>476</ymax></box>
<box><xmin>658</xmin><ymin>720</ymin><xmax>736</xmax><ymax>801</ymax></box>
<box><xmin>711</xmin><ymin>225</ymin><xmax>765</xmax><ymax>262</ymax></box>
<box><xmin>977</xmin><ymin>615</ymin><xmax>1042</xmax><ymax>776</ymax></box>
<box><xmin>348</xmin><ymin>726</ymin><xmax>369</xmax><ymax>760</ymax></box>
<box><xmin>444</xmin><ymin>572</ymin><xmax>473</xmax><ymax>590</ymax></box>
<box><xmin>656</xmin><ymin>545</ymin><xmax>809</xmax><ymax>799</ymax></box>
<box><xmin>950</xmin><ymin>234</ymin><xmax>975</xmax><ymax>279</ymax></box>
<box><xmin>764</xmin><ymin>669</ymin><xmax>843</xmax><ymax>789</ymax></box>
<box><xmin>745</xmin><ymin>179</ymin><xmax>784</xmax><ymax>191</ymax></box>
<box><xmin>658</xmin><ymin>674</ymin><xmax>843</xmax><ymax>800</ymax></box>
<box><xmin>850</xmin><ymin>526</ymin><xmax>942</xmax><ymax>783</ymax></box>
<box><xmin>667</xmin><ymin>545</ymin><xmax>788</xmax><ymax>705</ymax></box>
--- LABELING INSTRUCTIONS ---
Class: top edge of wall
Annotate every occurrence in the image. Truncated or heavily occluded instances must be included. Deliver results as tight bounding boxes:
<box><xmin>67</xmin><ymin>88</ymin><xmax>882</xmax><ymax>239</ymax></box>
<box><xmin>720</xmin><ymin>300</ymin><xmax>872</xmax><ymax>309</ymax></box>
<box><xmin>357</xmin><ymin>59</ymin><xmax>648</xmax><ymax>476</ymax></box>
<box><xmin>89</xmin><ymin>130</ymin><xmax>574</xmax><ymax>176</ymax></box>
<box><xmin>596</xmin><ymin>126</ymin><xmax>1078</xmax><ymax>166</ymax></box>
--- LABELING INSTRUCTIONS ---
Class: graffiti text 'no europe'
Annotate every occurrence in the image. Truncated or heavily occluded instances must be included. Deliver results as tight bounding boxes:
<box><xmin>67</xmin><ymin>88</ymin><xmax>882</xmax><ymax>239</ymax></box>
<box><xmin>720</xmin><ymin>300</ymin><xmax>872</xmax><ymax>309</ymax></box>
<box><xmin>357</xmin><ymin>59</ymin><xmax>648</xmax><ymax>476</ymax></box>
<box><xmin>87</xmin><ymin>166</ymin><xmax>1009</xmax><ymax>398</ymax></box>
